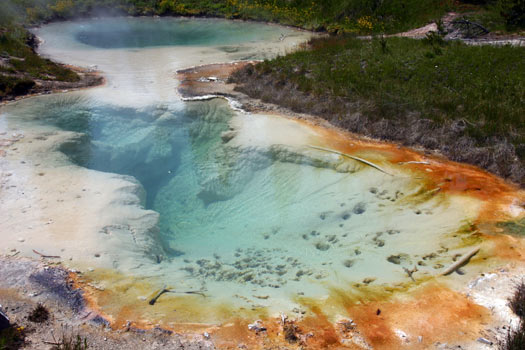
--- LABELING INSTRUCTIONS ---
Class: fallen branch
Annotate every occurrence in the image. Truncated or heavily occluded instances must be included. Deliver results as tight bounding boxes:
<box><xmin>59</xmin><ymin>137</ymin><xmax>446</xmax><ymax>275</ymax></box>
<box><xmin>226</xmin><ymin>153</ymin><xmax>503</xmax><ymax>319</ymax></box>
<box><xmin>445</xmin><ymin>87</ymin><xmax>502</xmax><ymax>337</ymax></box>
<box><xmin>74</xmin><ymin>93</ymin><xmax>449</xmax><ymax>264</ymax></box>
<box><xmin>181</xmin><ymin>290</ymin><xmax>207</xmax><ymax>297</ymax></box>
<box><xmin>42</xmin><ymin>341</ymin><xmax>61</xmax><ymax>346</ymax></box>
<box><xmin>32</xmin><ymin>249</ymin><xmax>60</xmax><ymax>259</ymax></box>
<box><xmin>309</xmin><ymin>145</ymin><xmax>393</xmax><ymax>176</ymax></box>
<box><xmin>398</xmin><ymin>161</ymin><xmax>430</xmax><ymax>165</ymax></box>
<box><xmin>149</xmin><ymin>285</ymin><xmax>170</xmax><ymax>305</ymax></box>
<box><xmin>403</xmin><ymin>266</ymin><xmax>418</xmax><ymax>282</ymax></box>
<box><xmin>441</xmin><ymin>246</ymin><xmax>480</xmax><ymax>276</ymax></box>
<box><xmin>149</xmin><ymin>286</ymin><xmax>206</xmax><ymax>305</ymax></box>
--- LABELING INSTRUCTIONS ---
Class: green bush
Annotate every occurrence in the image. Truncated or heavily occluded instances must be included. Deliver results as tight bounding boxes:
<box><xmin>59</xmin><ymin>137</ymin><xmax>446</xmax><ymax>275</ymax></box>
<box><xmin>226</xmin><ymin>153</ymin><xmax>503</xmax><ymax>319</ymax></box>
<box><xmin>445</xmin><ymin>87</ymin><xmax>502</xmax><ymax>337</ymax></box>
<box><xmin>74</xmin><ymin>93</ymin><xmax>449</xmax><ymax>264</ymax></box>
<box><xmin>500</xmin><ymin>0</ymin><xmax>525</xmax><ymax>29</ymax></box>
<box><xmin>0</xmin><ymin>75</ymin><xmax>35</xmax><ymax>97</ymax></box>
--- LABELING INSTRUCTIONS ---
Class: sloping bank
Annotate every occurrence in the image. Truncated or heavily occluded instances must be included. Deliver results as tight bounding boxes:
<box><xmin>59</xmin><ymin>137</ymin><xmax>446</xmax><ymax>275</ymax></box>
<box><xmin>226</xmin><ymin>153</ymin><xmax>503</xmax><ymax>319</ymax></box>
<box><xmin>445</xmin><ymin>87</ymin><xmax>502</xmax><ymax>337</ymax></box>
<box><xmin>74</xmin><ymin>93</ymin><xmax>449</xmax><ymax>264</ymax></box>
<box><xmin>229</xmin><ymin>35</ymin><xmax>525</xmax><ymax>187</ymax></box>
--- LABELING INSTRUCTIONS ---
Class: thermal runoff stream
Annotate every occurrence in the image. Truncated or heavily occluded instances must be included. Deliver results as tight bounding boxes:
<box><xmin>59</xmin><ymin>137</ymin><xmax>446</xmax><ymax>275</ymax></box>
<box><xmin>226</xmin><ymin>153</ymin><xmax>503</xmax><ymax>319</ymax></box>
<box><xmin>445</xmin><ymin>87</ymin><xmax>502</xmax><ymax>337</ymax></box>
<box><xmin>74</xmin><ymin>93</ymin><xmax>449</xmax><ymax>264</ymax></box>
<box><xmin>1</xmin><ymin>17</ymin><xmax>524</xmax><ymax>349</ymax></box>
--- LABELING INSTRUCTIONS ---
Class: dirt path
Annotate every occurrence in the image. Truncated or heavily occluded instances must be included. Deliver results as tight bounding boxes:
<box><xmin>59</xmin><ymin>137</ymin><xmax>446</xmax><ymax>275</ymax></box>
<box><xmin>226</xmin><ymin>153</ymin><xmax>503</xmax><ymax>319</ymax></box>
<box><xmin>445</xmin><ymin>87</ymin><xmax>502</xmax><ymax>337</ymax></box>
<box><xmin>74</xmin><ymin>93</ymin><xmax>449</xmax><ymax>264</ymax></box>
<box><xmin>384</xmin><ymin>12</ymin><xmax>525</xmax><ymax>45</ymax></box>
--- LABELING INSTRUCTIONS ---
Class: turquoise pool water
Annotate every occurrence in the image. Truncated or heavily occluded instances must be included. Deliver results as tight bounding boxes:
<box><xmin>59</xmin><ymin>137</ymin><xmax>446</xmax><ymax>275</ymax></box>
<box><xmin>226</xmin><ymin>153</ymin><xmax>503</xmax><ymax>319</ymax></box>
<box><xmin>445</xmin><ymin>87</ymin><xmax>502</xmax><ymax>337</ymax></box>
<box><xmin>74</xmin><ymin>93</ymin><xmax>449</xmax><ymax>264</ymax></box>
<box><xmin>74</xmin><ymin>17</ymin><xmax>293</xmax><ymax>48</ymax></box>
<box><xmin>0</xmin><ymin>18</ymin><xmax>484</xmax><ymax>316</ymax></box>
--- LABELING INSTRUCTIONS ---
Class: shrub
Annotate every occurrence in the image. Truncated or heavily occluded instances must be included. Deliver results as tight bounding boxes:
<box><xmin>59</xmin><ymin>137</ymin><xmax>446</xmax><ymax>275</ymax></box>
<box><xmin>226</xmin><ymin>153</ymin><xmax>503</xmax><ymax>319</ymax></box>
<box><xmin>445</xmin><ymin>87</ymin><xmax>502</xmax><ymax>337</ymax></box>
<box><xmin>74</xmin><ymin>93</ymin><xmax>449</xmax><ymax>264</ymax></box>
<box><xmin>500</xmin><ymin>0</ymin><xmax>525</xmax><ymax>29</ymax></box>
<box><xmin>509</xmin><ymin>281</ymin><xmax>525</xmax><ymax>319</ymax></box>
<box><xmin>28</xmin><ymin>304</ymin><xmax>49</xmax><ymax>323</ymax></box>
<box><xmin>499</xmin><ymin>322</ymin><xmax>525</xmax><ymax>350</ymax></box>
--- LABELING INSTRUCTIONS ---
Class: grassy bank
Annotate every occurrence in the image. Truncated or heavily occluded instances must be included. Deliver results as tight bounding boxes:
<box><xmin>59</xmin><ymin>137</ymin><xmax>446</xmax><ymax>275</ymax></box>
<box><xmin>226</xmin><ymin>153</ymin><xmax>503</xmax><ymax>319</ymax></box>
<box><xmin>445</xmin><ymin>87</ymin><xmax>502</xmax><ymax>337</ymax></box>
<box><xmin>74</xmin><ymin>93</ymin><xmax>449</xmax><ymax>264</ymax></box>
<box><xmin>230</xmin><ymin>35</ymin><xmax>525</xmax><ymax>185</ymax></box>
<box><xmin>4</xmin><ymin>0</ymin><xmax>524</xmax><ymax>34</ymax></box>
<box><xmin>3</xmin><ymin>0</ymin><xmax>453</xmax><ymax>34</ymax></box>
<box><xmin>1</xmin><ymin>0</ymin><xmax>523</xmax><ymax>100</ymax></box>
<box><xmin>0</xmin><ymin>23</ymin><xmax>81</xmax><ymax>100</ymax></box>
<box><xmin>457</xmin><ymin>0</ymin><xmax>525</xmax><ymax>34</ymax></box>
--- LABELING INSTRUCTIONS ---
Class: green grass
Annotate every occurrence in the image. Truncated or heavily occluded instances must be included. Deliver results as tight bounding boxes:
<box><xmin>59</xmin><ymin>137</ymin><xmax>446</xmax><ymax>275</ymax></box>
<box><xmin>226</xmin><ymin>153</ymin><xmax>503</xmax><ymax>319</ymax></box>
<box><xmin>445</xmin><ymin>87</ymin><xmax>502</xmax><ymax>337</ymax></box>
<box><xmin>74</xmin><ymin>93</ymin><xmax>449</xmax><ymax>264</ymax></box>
<box><xmin>456</xmin><ymin>0</ymin><xmax>525</xmax><ymax>33</ymax></box>
<box><xmin>230</xmin><ymin>35</ymin><xmax>524</xmax><ymax>183</ymax></box>
<box><xmin>2</xmin><ymin>0</ymin><xmax>523</xmax><ymax>35</ymax></box>
<box><xmin>244</xmin><ymin>36</ymin><xmax>525</xmax><ymax>148</ymax></box>
<box><xmin>2</xmin><ymin>0</ymin><xmax>455</xmax><ymax>34</ymax></box>
<box><xmin>0</xmin><ymin>27</ymin><xmax>79</xmax><ymax>81</ymax></box>
<box><xmin>0</xmin><ymin>22</ymin><xmax>79</xmax><ymax>99</ymax></box>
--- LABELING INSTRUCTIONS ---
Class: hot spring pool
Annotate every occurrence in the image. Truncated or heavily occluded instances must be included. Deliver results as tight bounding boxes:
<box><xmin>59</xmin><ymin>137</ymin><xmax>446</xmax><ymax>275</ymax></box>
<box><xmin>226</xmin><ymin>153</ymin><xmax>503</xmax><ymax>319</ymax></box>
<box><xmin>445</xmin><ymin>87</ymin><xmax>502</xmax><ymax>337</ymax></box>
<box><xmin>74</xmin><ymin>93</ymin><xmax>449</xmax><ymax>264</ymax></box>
<box><xmin>1</xmin><ymin>17</ymin><xmax>524</xmax><ymax>344</ymax></box>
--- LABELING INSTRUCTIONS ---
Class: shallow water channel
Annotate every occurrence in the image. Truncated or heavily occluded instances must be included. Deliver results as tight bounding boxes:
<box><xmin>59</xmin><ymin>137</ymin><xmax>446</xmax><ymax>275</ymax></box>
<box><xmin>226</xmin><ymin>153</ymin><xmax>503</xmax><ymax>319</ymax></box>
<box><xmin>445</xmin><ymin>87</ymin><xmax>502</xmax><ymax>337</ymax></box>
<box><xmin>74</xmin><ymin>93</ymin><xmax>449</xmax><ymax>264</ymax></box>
<box><xmin>1</xmin><ymin>18</ymin><xmax>523</xmax><ymax>329</ymax></box>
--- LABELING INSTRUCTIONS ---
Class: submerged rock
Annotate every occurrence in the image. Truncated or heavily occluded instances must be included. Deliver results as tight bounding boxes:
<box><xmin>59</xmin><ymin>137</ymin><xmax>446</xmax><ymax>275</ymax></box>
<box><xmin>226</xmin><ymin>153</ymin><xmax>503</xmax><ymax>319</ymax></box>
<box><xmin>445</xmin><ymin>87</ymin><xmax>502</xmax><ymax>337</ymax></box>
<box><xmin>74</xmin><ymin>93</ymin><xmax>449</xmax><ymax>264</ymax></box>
<box><xmin>343</xmin><ymin>259</ymin><xmax>355</xmax><ymax>268</ymax></box>
<box><xmin>315</xmin><ymin>242</ymin><xmax>330</xmax><ymax>251</ymax></box>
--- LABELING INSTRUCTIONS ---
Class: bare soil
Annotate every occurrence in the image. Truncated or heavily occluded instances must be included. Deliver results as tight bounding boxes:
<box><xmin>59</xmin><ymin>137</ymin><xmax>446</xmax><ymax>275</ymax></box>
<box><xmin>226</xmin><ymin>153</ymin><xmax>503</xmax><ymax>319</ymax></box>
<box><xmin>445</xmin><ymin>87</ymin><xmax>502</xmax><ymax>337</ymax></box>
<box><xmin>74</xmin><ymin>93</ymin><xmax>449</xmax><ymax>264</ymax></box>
<box><xmin>0</xmin><ymin>256</ymin><xmax>214</xmax><ymax>350</ymax></box>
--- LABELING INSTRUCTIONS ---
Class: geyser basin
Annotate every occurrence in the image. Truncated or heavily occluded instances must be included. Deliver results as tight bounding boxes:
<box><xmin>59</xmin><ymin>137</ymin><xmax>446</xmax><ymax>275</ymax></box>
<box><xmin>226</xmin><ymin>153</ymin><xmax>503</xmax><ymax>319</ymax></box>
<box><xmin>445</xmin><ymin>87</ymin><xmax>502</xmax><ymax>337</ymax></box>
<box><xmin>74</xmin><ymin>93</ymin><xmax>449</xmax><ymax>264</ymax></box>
<box><xmin>1</xmin><ymin>17</ymin><xmax>524</xmax><ymax>349</ymax></box>
<box><xmin>2</xmin><ymin>94</ymin><xmax>487</xmax><ymax>301</ymax></box>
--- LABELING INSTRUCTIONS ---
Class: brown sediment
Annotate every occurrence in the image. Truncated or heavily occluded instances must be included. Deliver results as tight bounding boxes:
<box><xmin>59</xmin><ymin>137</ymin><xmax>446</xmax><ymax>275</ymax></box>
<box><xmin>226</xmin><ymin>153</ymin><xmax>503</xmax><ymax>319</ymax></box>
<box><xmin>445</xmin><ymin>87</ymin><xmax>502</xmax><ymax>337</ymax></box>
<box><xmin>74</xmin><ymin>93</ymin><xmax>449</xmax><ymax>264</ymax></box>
<box><xmin>70</xmin><ymin>269</ymin><xmax>266</xmax><ymax>330</ymax></box>
<box><xmin>176</xmin><ymin>62</ymin><xmax>256</xmax><ymax>98</ymax></box>
<box><xmin>292</xmin><ymin>281</ymin><xmax>492</xmax><ymax>349</ymax></box>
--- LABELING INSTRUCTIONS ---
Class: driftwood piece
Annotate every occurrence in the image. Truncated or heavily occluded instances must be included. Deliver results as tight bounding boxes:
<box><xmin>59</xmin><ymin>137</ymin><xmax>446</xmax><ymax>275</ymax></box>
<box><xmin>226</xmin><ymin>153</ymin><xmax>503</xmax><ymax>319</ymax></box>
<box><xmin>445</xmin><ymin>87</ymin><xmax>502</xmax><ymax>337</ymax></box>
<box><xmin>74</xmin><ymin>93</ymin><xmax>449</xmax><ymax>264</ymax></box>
<box><xmin>32</xmin><ymin>249</ymin><xmax>60</xmax><ymax>259</ymax></box>
<box><xmin>309</xmin><ymin>145</ymin><xmax>393</xmax><ymax>176</ymax></box>
<box><xmin>398</xmin><ymin>161</ymin><xmax>430</xmax><ymax>165</ymax></box>
<box><xmin>403</xmin><ymin>266</ymin><xmax>418</xmax><ymax>282</ymax></box>
<box><xmin>149</xmin><ymin>285</ymin><xmax>170</xmax><ymax>305</ymax></box>
<box><xmin>43</xmin><ymin>341</ymin><xmax>61</xmax><ymax>346</ymax></box>
<box><xmin>148</xmin><ymin>286</ymin><xmax>206</xmax><ymax>305</ymax></box>
<box><xmin>441</xmin><ymin>246</ymin><xmax>480</xmax><ymax>276</ymax></box>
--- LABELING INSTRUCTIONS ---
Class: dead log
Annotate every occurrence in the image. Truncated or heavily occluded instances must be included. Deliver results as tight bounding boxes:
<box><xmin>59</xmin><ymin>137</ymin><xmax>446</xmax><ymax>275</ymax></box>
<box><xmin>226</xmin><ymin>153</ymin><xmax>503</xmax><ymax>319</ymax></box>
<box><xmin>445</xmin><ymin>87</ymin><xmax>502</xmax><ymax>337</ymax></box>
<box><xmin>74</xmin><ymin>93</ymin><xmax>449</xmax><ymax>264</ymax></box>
<box><xmin>149</xmin><ymin>286</ymin><xmax>206</xmax><ymax>305</ymax></box>
<box><xmin>32</xmin><ymin>249</ymin><xmax>60</xmax><ymax>259</ymax></box>
<box><xmin>441</xmin><ymin>246</ymin><xmax>480</xmax><ymax>276</ymax></box>
<box><xmin>309</xmin><ymin>145</ymin><xmax>393</xmax><ymax>176</ymax></box>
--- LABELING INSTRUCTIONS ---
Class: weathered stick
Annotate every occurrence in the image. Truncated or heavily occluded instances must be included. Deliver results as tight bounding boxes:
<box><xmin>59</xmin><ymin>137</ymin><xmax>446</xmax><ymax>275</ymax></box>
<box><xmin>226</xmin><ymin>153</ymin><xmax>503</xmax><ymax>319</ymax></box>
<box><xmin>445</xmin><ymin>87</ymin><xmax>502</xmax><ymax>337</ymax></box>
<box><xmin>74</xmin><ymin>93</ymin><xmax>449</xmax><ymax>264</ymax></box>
<box><xmin>309</xmin><ymin>145</ymin><xmax>393</xmax><ymax>176</ymax></box>
<box><xmin>441</xmin><ymin>246</ymin><xmax>480</xmax><ymax>276</ymax></box>
<box><xmin>403</xmin><ymin>266</ymin><xmax>418</xmax><ymax>282</ymax></box>
<box><xmin>179</xmin><ymin>290</ymin><xmax>207</xmax><ymax>297</ymax></box>
<box><xmin>398</xmin><ymin>161</ymin><xmax>430</xmax><ymax>165</ymax></box>
<box><xmin>149</xmin><ymin>287</ymin><xmax>206</xmax><ymax>305</ymax></box>
<box><xmin>149</xmin><ymin>286</ymin><xmax>170</xmax><ymax>305</ymax></box>
<box><xmin>43</xmin><ymin>341</ymin><xmax>61</xmax><ymax>346</ymax></box>
<box><xmin>32</xmin><ymin>249</ymin><xmax>60</xmax><ymax>259</ymax></box>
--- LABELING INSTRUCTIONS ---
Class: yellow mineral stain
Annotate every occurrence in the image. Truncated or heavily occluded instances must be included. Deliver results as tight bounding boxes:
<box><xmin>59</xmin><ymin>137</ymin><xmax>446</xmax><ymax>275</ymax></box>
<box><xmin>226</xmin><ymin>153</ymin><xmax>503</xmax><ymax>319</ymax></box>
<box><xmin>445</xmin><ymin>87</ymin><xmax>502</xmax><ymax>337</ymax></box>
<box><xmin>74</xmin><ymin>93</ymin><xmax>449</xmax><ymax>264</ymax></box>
<box><xmin>71</xmin><ymin>269</ymin><xmax>270</xmax><ymax>331</ymax></box>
